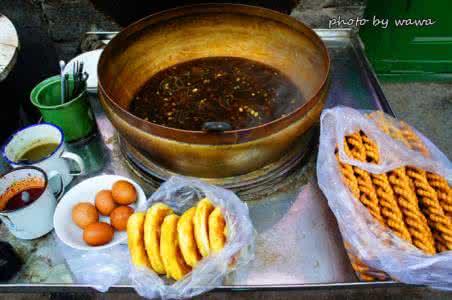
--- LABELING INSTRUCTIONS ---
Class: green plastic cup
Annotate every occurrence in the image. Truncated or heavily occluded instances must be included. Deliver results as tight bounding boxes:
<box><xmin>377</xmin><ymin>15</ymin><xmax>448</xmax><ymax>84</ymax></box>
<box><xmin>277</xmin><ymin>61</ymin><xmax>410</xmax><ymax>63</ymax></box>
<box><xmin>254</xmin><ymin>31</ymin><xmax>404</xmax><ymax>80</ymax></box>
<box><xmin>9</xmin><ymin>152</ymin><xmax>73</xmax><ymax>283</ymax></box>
<box><xmin>30</xmin><ymin>75</ymin><xmax>96</xmax><ymax>142</ymax></box>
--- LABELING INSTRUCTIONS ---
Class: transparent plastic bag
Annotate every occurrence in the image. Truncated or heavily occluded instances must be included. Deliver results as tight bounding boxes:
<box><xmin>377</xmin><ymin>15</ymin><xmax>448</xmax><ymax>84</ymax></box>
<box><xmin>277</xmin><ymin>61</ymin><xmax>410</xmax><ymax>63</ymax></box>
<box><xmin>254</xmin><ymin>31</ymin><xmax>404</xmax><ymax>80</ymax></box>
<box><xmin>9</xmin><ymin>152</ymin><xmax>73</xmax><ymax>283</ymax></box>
<box><xmin>317</xmin><ymin>106</ymin><xmax>452</xmax><ymax>289</ymax></box>
<box><xmin>56</xmin><ymin>236</ymin><xmax>131</xmax><ymax>292</ymax></box>
<box><xmin>130</xmin><ymin>176</ymin><xmax>255</xmax><ymax>299</ymax></box>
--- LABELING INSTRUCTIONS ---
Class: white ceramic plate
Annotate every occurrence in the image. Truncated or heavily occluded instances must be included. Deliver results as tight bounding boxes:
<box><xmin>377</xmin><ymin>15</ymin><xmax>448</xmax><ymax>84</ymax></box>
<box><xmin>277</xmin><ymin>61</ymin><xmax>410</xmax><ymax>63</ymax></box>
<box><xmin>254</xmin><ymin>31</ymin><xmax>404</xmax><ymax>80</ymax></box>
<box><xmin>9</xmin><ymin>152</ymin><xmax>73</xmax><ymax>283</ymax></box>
<box><xmin>54</xmin><ymin>174</ymin><xmax>146</xmax><ymax>250</ymax></box>
<box><xmin>63</xmin><ymin>49</ymin><xmax>103</xmax><ymax>94</ymax></box>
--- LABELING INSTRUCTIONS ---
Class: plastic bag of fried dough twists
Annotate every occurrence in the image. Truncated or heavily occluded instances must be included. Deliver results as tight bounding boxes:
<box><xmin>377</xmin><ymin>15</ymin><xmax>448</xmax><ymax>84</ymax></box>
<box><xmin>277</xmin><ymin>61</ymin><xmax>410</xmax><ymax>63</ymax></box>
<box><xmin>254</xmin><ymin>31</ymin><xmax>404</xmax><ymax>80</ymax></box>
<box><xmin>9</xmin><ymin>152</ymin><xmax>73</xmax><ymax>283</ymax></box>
<box><xmin>317</xmin><ymin>106</ymin><xmax>452</xmax><ymax>289</ymax></box>
<box><xmin>129</xmin><ymin>176</ymin><xmax>255</xmax><ymax>299</ymax></box>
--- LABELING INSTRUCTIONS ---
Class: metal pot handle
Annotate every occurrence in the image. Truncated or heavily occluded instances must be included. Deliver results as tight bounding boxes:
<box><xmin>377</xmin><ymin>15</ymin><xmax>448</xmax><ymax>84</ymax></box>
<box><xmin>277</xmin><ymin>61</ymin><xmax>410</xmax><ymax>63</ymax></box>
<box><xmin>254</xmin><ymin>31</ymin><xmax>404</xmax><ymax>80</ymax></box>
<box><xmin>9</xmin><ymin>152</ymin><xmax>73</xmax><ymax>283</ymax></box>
<box><xmin>202</xmin><ymin>122</ymin><xmax>232</xmax><ymax>133</ymax></box>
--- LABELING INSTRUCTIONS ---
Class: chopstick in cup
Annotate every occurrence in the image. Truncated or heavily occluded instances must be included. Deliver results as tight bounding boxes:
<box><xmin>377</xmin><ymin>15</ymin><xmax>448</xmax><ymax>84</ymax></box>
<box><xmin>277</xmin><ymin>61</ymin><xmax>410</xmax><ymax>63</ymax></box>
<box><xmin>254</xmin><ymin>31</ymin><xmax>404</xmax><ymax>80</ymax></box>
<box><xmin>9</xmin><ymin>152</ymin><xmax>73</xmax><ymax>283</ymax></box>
<box><xmin>59</xmin><ymin>60</ymin><xmax>66</xmax><ymax>104</ymax></box>
<box><xmin>71</xmin><ymin>60</ymin><xmax>86</xmax><ymax>97</ymax></box>
<box><xmin>72</xmin><ymin>61</ymin><xmax>78</xmax><ymax>97</ymax></box>
<box><xmin>78</xmin><ymin>62</ymin><xmax>84</xmax><ymax>94</ymax></box>
<box><xmin>64</xmin><ymin>74</ymin><xmax>70</xmax><ymax>101</ymax></box>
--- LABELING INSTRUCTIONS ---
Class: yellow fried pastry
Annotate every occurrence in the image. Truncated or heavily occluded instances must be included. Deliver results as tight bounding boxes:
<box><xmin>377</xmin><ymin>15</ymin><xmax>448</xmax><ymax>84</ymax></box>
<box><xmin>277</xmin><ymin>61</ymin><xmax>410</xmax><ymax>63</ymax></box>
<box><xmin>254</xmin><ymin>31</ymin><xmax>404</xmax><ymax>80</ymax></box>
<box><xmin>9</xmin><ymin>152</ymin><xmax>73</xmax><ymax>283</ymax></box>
<box><xmin>127</xmin><ymin>212</ymin><xmax>150</xmax><ymax>269</ymax></box>
<box><xmin>224</xmin><ymin>224</ymin><xmax>229</xmax><ymax>238</ymax></box>
<box><xmin>208</xmin><ymin>207</ymin><xmax>227</xmax><ymax>253</ymax></box>
<box><xmin>194</xmin><ymin>198</ymin><xmax>214</xmax><ymax>257</ymax></box>
<box><xmin>177</xmin><ymin>207</ymin><xmax>201</xmax><ymax>267</ymax></box>
<box><xmin>160</xmin><ymin>214</ymin><xmax>191</xmax><ymax>280</ymax></box>
<box><xmin>144</xmin><ymin>203</ymin><xmax>173</xmax><ymax>274</ymax></box>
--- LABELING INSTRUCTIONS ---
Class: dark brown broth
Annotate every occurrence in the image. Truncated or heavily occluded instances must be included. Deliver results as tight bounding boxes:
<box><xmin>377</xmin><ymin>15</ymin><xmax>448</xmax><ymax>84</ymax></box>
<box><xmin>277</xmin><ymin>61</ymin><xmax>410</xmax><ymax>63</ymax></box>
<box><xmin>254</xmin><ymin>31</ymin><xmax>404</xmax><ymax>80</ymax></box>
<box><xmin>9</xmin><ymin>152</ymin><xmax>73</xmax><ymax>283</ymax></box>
<box><xmin>129</xmin><ymin>57</ymin><xmax>304</xmax><ymax>131</ymax></box>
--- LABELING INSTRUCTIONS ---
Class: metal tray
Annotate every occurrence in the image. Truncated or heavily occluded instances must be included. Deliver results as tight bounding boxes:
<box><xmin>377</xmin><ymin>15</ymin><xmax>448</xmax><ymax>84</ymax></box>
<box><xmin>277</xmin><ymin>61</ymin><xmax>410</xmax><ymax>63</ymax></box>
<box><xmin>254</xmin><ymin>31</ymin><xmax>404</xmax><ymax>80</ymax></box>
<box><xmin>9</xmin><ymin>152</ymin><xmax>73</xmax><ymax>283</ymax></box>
<box><xmin>0</xmin><ymin>29</ymin><xmax>398</xmax><ymax>292</ymax></box>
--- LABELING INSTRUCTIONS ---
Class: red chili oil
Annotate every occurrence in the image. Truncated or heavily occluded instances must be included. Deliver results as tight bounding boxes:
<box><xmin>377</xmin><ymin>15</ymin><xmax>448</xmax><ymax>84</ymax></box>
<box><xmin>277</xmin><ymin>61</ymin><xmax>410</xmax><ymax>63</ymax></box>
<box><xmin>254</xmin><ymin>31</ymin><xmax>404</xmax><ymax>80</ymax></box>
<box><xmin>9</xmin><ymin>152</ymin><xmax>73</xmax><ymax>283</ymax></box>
<box><xmin>4</xmin><ymin>187</ymin><xmax>45</xmax><ymax>211</ymax></box>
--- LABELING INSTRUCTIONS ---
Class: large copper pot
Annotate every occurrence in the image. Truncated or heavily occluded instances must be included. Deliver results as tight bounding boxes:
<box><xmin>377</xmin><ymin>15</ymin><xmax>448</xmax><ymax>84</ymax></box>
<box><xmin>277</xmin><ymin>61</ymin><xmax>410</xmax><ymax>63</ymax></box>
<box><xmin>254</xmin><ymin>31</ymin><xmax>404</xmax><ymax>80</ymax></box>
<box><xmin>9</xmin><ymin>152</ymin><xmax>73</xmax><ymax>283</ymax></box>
<box><xmin>98</xmin><ymin>4</ymin><xmax>330</xmax><ymax>178</ymax></box>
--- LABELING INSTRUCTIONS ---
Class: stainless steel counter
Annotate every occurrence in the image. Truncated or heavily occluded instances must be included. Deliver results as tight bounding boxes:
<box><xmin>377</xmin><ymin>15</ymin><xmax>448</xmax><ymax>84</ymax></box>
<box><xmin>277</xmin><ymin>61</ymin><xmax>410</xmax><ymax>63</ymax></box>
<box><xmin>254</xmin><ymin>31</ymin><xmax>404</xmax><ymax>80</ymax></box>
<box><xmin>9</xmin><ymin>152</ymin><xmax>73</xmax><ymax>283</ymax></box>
<box><xmin>0</xmin><ymin>29</ymin><xmax>399</xmax><ymax>292</ymax></box>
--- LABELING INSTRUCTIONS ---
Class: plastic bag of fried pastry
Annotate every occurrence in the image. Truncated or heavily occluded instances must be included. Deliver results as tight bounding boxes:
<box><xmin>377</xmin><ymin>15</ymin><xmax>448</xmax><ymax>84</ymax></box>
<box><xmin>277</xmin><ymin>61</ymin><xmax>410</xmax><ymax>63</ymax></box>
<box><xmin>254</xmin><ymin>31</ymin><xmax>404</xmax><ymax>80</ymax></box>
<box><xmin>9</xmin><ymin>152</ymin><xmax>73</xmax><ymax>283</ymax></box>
<box><xmin>317</xmin><ymin>106</ymin><xmax>452</xmax><ymax>289</ymax></box>
<box><xmin>128</xmin><ymin>176</ymin><xmax>255</xmax><ymax>299</ymax></box>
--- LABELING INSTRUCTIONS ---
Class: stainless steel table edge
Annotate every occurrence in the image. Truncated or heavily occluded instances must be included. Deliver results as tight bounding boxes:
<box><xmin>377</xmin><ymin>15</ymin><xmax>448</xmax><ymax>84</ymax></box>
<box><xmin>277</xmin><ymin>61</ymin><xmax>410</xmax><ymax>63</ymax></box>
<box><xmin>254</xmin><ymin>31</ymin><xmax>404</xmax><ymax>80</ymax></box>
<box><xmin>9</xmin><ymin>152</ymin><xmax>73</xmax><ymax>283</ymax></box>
<box><xmin>0</xmin><ymin>281</ymin><xmax>409</xmax><ymax>293</ymax></box>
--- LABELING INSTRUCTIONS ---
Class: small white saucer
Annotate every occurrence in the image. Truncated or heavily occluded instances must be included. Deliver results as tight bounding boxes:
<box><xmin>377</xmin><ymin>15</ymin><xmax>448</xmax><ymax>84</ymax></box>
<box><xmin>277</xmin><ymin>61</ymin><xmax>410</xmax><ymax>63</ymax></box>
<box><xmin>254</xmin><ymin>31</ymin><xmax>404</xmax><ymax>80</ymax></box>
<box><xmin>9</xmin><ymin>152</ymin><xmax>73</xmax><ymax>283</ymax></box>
<box><xmin>54</xmin><ymin>174</ymin><xmax>146</xmax><ymax>251</ymax></box>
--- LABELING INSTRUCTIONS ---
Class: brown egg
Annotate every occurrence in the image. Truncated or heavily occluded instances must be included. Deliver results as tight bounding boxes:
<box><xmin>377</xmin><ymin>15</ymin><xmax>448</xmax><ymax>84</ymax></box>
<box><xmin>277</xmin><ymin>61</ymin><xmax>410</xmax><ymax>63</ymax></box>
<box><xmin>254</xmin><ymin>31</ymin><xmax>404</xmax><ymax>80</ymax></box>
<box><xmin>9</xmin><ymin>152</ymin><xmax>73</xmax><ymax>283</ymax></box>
<box><xmin>83</xmin><ymin>222</ymin><xmax>114</xmax><ymax>246</ymax></box>
<box><xmin>72</xmin><ymin>202</ymin><xmax>99</xmax><ymax>229</ymax></box>
<box><xmin>95</xmin><ymin>190</ymin><xmax>117</xmax><ymax>216</ymax></box>
<box><xmin>110</xmin><ymin>206</ymin><xmax>134</xmax><ymax>231</ymax></box>
<box><xmin>112</xmin><ymin>180</ymin><xmax>137</xmax><ymax>205</ymax></box>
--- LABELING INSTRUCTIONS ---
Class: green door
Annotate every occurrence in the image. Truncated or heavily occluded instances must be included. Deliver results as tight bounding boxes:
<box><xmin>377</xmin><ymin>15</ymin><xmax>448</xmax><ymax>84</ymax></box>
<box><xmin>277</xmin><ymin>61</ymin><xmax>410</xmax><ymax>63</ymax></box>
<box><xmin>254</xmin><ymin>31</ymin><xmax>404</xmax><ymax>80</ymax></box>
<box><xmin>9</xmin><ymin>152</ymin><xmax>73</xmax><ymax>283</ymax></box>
<box><xmin>360</xmin><ymin>0</ymin><xmax>452</xmax><ymax>80</ymax></box>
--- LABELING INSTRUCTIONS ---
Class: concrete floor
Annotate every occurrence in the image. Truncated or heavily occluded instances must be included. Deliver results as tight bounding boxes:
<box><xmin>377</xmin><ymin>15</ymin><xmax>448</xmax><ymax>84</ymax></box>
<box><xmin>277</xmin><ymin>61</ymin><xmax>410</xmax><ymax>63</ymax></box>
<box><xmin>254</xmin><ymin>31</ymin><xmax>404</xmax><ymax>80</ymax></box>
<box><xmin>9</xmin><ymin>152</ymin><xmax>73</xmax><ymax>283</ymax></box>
<box><xmin>381</xmin><ymin>81</ymin><xmax>452</xmax><ymax>158</ymax></box>
<box><xmin>0</xmin><ymin>82</ymin><xmax>450</xmax><ymax>299</ymax></box>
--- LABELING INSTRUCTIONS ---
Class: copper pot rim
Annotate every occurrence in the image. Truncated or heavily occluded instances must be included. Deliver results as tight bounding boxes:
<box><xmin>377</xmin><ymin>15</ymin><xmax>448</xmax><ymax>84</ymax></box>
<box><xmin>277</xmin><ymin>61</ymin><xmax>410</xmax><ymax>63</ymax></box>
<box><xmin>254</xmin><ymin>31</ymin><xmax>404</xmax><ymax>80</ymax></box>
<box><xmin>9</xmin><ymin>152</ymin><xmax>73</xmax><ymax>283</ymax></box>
<box><xmin>98</xmin><ymin>3</ymin><xmax>330</xmax><ymax>143</ymax></box>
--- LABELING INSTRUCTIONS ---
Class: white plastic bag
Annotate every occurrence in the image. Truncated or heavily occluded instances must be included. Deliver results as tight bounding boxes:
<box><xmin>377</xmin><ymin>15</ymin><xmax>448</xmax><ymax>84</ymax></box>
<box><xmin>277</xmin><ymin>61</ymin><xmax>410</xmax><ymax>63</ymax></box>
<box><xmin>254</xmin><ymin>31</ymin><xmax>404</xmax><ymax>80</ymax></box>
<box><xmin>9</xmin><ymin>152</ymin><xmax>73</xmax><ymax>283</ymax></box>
<box><xmin>130</xmin><ymin>176</ymin><xmax>255</xmax><ymax>299</ymax></box>
<box><xmin>56</xmin><ymin>236</ymin><xmax>130</xmax><ymax>292</ymax></box>
<box><xmin>317</xmin><ymin>106</ymin><xmax>452</xmax><ymax>289</ymax></box>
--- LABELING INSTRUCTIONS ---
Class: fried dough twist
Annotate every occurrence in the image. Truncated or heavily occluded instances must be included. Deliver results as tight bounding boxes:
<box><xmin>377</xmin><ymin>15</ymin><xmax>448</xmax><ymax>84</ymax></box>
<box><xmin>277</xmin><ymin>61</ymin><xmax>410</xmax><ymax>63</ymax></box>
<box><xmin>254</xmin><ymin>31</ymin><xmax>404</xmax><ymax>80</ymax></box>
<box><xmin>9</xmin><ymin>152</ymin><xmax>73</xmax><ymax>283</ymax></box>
<box><xmin>360</xmin><ymin>132</ymin><xmax>412</xmax><ymax>243</ymax></box>
<box><xmin>336</xmin><ymin>116</ymin><xmax>452</xmax><ymax>279</ymax></box>
<box><xmin>343</xmin><ymin>242</ymin><xmax>388</xmax><ymax>281</ymax></box>
<box><xmin>427</xmin><ymin>173</ymin><xmax>452</xmax><ymax>219</ymax></box>
<box><xmin>433</xmin><ymin>230</ymin><xmax>449</xmax><ymax>252</ymax></box>
<box><xmin>336</xmin><ymin>145</ymin><xmax>386</xmax><ymax>280</ymax></box>
<box><xmin>365</xmin><ymin>114</ymin><xmax>437</xmax><ymax>253</ymax></box>
<box><xmin>380</xmin><ymin>117</ymin><xmax>452</xmax><ymax>225</ymax></box>
<box><xmin>337</xmin><ymin>133</ymin><xmax>390</xmax><ymax>280</ymax></box>
<box><xmin>368</xmin><ymin>111</ymin><xmax>410</xmax><ymax>148</ymax></box>
<box><xmin>406</xmin><ymin>167</ymin><xmax>452</xmax><ymax>250</ymax></box>
<box><xmin>344</xmin><ymin>133</ymin><xmax>384</xmax><ymax>224</ymax></box>
<box><xmin>399</xmin><ymin>122</ymin><xmax>430</xmax><ymax>157</ymax></box>
<box><xmin>336</xmin><ymin>151</ymin><xmax>360</xmax><ymax>199</ymax></box>
<box><xmin>388</xmin><ymin>167</ymin><xmax>436</xmax><ymax>254</ymax></box>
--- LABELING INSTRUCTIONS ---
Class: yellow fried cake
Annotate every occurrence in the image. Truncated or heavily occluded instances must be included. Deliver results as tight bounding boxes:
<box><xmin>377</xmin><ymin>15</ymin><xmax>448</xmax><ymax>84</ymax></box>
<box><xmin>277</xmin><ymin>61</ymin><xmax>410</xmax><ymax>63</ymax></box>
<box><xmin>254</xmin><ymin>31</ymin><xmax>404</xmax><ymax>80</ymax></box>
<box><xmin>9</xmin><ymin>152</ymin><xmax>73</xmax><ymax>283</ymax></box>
<box><xmin>160</xmin><ymin>214</ymin><xmax>191</xmax><ymax>280</ymax></box>
<box><xmin>127</xmin><ymin>212</ymin><xmax>150</xmax><ymax>269</ymax></box>
<box><xmin>144</xmin><ymin>203</ymin><xmax>173</xmax><ymax>274</ymax></box>
<box><xmin>194</xmin><ymin>198</ymin><xmax>215</xmax><ymax>257</ymax></box>
<box><xmin>208</xmin><ymin>207</ymin><xmax>227</xmax><ymax>253</ymax></box>
<box><xmin>177</xmin><ymin>207</ymin><xmax>201</xmax><ymax>267</ymax></box>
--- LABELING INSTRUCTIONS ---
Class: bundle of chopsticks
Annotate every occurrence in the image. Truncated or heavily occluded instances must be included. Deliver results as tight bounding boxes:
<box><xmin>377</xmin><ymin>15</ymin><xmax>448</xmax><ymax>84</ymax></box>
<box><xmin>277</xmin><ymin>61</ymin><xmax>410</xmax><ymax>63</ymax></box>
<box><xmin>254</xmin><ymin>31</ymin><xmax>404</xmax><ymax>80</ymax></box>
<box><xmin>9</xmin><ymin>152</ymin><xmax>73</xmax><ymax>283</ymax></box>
<box><xmin>59</xmin><ymin>60</ymin><xmax>89</xmax><ymax>103</ymax></box>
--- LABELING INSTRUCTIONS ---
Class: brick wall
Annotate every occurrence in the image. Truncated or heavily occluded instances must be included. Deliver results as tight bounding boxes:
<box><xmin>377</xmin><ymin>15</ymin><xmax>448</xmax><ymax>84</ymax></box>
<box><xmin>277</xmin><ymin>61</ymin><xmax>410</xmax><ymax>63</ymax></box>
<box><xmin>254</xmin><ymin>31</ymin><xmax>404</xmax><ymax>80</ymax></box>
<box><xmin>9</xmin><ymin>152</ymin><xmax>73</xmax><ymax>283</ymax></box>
<box><xmin>3</xmin><ymin>0</ymin><xmax>365</xmax><ymax>61</ymax></box>
<box><xmin>31</xmin><ymin>0</ymin><xmax>120</xmax><ymax>60</ymax></box>
<box><xmin>292</xmin><ymin>0</ymin><xmax>366</xmax><ymax>27</ymax></box>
